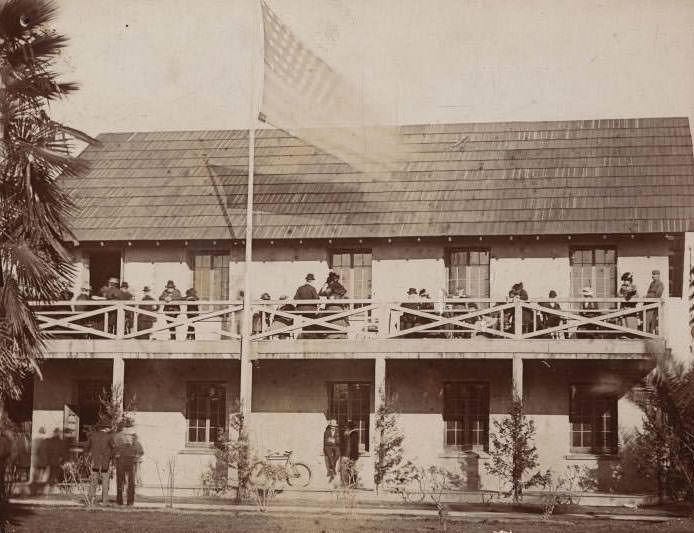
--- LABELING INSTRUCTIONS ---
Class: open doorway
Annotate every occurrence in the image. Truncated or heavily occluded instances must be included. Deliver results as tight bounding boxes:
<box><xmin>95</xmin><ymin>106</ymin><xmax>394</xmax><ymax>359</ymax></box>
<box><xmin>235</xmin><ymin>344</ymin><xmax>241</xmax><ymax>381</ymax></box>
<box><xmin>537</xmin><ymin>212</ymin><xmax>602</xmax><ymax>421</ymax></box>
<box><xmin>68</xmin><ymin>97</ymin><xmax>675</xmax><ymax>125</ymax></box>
<box><xmin>89</xmin><ymin>250</ymin><xmax>121</xmax><ymax>294</ymax></box>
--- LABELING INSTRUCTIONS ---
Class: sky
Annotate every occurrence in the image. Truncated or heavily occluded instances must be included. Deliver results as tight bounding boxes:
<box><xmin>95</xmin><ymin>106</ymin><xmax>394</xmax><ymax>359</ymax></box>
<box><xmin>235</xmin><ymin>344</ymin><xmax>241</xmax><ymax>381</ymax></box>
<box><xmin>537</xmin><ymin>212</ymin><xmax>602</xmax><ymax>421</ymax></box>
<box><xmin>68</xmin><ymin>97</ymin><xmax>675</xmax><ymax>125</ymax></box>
<box><xmin>49</xmin><ymin>0</ymin><xmax>694</xmax><ymax>137</ymax></box>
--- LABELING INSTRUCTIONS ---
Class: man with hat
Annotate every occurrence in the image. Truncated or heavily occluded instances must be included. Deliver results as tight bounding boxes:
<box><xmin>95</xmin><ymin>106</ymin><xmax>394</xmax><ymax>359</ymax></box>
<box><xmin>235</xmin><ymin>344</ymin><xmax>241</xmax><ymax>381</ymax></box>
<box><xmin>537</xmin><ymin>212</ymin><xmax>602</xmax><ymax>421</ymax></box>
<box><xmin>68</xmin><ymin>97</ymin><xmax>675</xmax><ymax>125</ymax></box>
<box><xmin>86</xmin><ymin>421</ymin><xmax>113</xmax><ymax>504</ymax></box>
<box><xmin>159</xmin><ymin>281</ymin><xmax>182</xmax><ymax>340</ymax></box>
<box><xmin>101</xmin><ymin>277</ymin><xmax>122</xmax><ymax>335</ymax></box>
<box><xmin>294</xmin><ymin>274</ymin><xmax>319</xmax><ymax>338</ymax></box>
<box><xmin>400</xmin><ymin>288</ymin><xmax>419</xmax><ymax>335</ymax></box>
<box><xmin>323</xmin><ymin>419</ymin><xmax>340</xmax><ymax>482</ymax></box>
<box><xmin>646</xmin><ymin>269</ymin><xmax>664</xmax><ymax>333</ymax></box>
<box><xmin>136</xmin><ymin>286</ymin><xmax>158</xmax><ymax>339</ymax></box>
<box><xmin>120</xmin><ymin>282</ymin><xmax>134</xmax><ymax>334</ymax></box>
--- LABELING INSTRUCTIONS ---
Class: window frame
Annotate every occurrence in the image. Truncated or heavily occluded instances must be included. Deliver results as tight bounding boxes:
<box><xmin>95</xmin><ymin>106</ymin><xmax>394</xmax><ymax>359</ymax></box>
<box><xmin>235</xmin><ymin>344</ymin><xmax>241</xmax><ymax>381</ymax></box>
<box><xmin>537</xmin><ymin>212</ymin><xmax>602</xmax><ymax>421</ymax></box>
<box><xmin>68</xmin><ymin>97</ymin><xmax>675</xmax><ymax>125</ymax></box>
<box><xmin>442</xmin><ymin>381</ymin><xmax>490</xmax><ymax>452</ymax></box>
<box><xmin>185</xmin><ymin>381</ymin><xmax>227</xmax><ymax>447</ymax></box>
<box><xmin>327</xmin><ymin>381</ymin><xmax>371</xmax><ymax>453</ymax></box>
<box><xmin>569</xmin><ymin>384</ymin><xmax>618</xmax><ymax>455</ymax></box>
<box><xmin>328</xmin><ymin>249</ymin><xmax>373</xmax><ymax>300</ymax></box>
<box><xmin>445</xmin><ymin>248</ymin><xmax>491</xmax><ymax>298</ymax></box>
<box><xmin>192</xmin><ymin>250</ymin><xmax>231</xmax><ymax>301</ymax></box>
<box><xmin>569</xmin><ymin>246</ymin><xmax>618</xmax><ymax>298</ymax></box>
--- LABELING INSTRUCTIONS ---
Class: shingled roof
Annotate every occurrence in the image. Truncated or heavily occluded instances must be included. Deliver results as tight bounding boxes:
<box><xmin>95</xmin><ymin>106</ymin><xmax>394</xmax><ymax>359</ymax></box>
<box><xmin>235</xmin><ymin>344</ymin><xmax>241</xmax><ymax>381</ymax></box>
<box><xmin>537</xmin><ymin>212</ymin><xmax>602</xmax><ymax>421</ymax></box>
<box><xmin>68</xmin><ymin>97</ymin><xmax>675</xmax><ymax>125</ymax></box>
<box><xmin>64</xmin><ymin>116</ymin><xmax>694</xmax><ymax>242</ymax></box>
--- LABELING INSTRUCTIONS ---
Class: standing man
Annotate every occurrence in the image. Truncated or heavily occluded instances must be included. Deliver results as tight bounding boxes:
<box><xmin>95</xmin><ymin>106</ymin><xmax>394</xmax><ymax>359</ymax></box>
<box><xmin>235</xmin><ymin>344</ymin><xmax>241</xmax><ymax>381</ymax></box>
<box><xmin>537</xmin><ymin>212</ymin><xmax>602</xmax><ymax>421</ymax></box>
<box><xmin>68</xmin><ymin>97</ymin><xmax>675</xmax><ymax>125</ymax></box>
<box><xmin>646</xmin><ymin>269</ymin><xmax>665</xmax><ymax>334</ymax></box>
<box><xmin>86</xmin><ymin>422</ymin><xmax>113</xmax><ymax>505</ymax></box>
<box><xmin>322</xmin><ymin>419</ymin><xmax>340</xmax><ymax>483</ymax></box>
<box><xmin>294</xmin><ymin>273</ymin><xmax>319</xmax><ymax>338</ymax></box>
<box><xmin>185</xmin><ymin>288</ymin><xmax>199</xmax><ymax>340</ymax></box>
<box><xmin>159</xmin><ymin>280</ymin><xmax>182</xmax><ymax>340</ymax></box>
<box><xmin>113</xmin><ymin>423</ymin><xmax>144</xmax><ymax>506</ymax></box>
<box><xmin>136</xmin><ymin>286</ymin><xmax>158</xmax><ymax>339</ymax></box>
<box><xmin>120</xmin><ymin>282</ymin><xmax>134</xmax><ymax>334</ymax></box>
<box><xmin>101</xmin><ymin>278</ymin><xmax>122</xmax><ymax>335</ymax></box>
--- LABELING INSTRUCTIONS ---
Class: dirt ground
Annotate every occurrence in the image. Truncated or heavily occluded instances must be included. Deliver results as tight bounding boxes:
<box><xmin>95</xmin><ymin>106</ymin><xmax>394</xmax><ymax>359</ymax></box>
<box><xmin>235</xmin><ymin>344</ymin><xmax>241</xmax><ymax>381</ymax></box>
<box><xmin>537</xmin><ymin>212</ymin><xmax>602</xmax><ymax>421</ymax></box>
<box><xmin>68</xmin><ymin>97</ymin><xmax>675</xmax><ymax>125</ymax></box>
<box><xmin>2</xmin><ymin>506</ymin><xmax>694</xmax><ymax>533</ymax></box>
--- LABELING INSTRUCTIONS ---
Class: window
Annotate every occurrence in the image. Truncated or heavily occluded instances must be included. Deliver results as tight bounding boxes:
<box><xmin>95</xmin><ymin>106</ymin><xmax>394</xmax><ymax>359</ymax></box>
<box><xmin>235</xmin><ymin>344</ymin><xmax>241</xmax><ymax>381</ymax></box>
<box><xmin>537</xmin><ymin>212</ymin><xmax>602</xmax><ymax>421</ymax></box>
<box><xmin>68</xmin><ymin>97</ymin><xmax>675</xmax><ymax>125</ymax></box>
<box><xmin>330</xmin><ymin>251</ymin><xmax>372</xmax><ymax>299</ymax></box>
<box><xmin>328</xmin><ymin>382</ymin><xmax>370</xmax><ymax>452</ymax></box>
<box><xmin>186</xmin><ymin>382</ymin><xmax>226</xmax><ymax>445</ymax></box>
<box><xmin>77</xmin><ymin>380</ymin><xmax>110</xmax><ymax>443</ymax></box>
<box><xmin>446</xmin><ymin>249</ymin><xmax>490</xmax><ymax>298</ymax></box>
<box><xmin>668</xmin><ymin>235</ymin><xmax>684</xmax><ymax>297</ymax></box>
<box><xmin>569</xmin><ymin>385</ymin><xmax>618</xmax><ymax>454</ymax></box>
<box><xmin>443</xmin><ymin>382</ymin><xmax>489</xmax><ymax>450</ymax></box>
<box><xmin>193</xmin><ymin>252</ymin><xmax>230</xmax><ymax>300</ymax></box>
<box><xmin>570</xmin><ymin>247</ymin><xmax>617</xmax><ymax>298</ymax></box>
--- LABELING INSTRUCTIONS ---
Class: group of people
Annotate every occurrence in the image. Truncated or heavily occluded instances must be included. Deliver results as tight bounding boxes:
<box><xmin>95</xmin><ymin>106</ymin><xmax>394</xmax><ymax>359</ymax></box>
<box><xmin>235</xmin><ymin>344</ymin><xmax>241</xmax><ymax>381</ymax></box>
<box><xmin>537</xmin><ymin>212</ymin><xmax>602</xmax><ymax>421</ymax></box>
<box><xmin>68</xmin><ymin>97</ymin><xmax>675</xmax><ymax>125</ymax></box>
<box><xmin>85</xmin><ymin>421</ymin><xmax>144</xmax><ymax>506</ymax></box>
<box><xmin>322</xmin><ymin>419</ymin><xmax>360</xmax><ymax>486</ymax></box>
<box><xmin>252</xmin><ymin>272</ymin><xmax>351</xmax><ymax>339</ymax></box>
<box><xmin>69</xmin><ymin>279</ymin><xmax>200</xmax><ymax>340</ymax></box>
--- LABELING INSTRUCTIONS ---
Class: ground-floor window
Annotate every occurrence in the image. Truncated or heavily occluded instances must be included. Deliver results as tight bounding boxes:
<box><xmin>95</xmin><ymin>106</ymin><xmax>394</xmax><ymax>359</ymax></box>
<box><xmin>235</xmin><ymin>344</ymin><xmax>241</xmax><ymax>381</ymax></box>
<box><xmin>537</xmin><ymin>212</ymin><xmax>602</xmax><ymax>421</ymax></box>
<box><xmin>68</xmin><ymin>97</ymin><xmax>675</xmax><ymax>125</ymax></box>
<box><xmin>443</xmin><ymin>382</ymin><xmax>489</xmax><ymax>451</ymax></box>
<box><xmin>569</xmin><ymin>384</ymin><xmax>618</xmax><ymax>454</ymax></box>
<box><xmin>328</xmin><ymin>382</ymin><xmax>370</xmax><ymax>453</ymax></box>
<box><xmin>186</xmin><ymin>382</ymin><xmax>226</xmax><ymax>445</ymax></box>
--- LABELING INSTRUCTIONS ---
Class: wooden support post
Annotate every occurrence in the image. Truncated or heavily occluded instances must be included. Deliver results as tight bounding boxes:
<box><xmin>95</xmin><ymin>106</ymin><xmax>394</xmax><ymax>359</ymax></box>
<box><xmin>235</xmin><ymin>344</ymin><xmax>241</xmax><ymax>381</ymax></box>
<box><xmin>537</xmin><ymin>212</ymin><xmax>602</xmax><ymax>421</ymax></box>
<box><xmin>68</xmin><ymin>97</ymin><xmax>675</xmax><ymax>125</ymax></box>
<box><xmin>514</xmin><ymin>301</ymin><xmax>522</xmax><ymax>339</ymax></box>
<box><xmin>239</xmin><ymin>357</ymin><xmax>253</xmax><ymax>420</ymax></box>
<box><xmin>512</xmin><ymin>354</ymin><xmax>523</xmax><ymax>403</ymax></box>
<box><xmin>116</xmin><ymin>302</ymin><xmax>125</xmax><ymax>339</ymax></box>
<box><xmin>112</xmin><ymin>355</ymin><xmax>125</xmax><ymax>411</ymax></box>
<box><xmin>373</xmin><ymin>356</ymin><xmax>386</xmax><ymax>452</ymax></box>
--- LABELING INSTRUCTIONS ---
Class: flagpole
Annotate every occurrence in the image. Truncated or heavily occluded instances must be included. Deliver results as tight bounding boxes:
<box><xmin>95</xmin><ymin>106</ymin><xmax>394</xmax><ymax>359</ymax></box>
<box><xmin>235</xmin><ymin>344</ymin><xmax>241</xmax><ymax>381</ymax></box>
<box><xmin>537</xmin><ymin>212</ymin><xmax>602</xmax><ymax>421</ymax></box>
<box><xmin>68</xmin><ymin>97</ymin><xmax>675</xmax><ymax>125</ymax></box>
<box><xmin>240</xmin><ymin>0</ymin><xmax>260</xmax><ymax>420</ymax></box>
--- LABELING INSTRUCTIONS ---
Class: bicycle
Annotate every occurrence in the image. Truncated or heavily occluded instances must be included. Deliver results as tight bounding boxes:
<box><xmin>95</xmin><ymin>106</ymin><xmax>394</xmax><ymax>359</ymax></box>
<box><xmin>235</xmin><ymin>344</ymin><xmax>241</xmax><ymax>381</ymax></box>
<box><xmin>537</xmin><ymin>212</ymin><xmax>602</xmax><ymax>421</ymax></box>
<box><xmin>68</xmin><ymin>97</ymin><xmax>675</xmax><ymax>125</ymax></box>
<box><xmin>249</xmin><ymin>450</ymin><xmax>311</xmax><ymax>488</ymax></box>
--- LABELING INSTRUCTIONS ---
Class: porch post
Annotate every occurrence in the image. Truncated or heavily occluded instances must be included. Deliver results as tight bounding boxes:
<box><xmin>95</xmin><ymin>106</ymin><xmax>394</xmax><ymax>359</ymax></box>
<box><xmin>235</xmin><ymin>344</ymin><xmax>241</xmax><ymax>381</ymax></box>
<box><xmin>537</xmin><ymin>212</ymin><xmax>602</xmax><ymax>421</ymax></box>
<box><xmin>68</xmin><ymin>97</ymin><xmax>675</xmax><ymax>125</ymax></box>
<box><xmin>239</xmin><ymin>358</ymin><xmax>253</xmax><ymax>420</ymax></box>
<box><xmin>112</xmin><ymin>355</ymin><xmax>125</xmax><ymax>411</ymax></box>
<box><xmin>373</xmin><ymin>356</ymin><xmax>386</xmax><ymax>452</ymax></box>
<box><xmin>512</xmin><ymin>354</ymin><xmax>523</xmax><ymax>403</ymax></box>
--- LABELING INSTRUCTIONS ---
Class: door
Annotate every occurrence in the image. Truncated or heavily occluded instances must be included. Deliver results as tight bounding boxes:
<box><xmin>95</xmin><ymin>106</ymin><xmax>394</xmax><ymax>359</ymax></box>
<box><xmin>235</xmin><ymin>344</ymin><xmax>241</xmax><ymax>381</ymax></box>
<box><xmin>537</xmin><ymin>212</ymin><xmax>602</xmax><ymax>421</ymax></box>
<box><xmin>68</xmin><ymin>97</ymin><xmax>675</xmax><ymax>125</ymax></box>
<box><xmin>89</xmin><ymin>250</ymin><xmax>122</xmax><ymax>294</ymax></box>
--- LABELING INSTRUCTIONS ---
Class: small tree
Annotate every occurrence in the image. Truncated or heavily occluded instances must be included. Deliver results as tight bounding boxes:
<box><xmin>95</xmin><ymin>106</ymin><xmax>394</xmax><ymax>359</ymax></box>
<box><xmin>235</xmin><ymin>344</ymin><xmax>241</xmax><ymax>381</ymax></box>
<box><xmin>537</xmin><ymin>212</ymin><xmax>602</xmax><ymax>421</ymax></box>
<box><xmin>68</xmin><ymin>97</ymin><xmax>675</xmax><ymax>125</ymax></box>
<box><xmin>212</xmin><ymin>402</ymin><xmax>252</xmax><ymax>503</ymax></box>
<box><xmin>373</xmin><ymin>387</ymin><xmax>405</xmax><ymax>494</ymax></box>
<box><xmin>96</xmin><ymin>384</ymin><xmax>136</xmax><ymax>432</ymax></box>
<box><xmin>630</xmin><ymin>357</ymin><xmax>694</xmax><ymax>512</ymax></box>
<box><xmin>485</xmin><ymin>399</ymin><xmax>547</xmax><ymax>503</ymax></box>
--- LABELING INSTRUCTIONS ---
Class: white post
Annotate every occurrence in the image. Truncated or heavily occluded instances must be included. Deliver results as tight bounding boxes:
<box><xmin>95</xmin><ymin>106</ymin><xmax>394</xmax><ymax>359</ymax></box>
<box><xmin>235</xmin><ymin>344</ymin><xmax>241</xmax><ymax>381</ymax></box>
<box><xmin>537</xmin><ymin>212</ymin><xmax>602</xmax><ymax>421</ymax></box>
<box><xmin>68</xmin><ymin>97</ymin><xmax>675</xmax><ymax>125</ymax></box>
<box><xmin>512</xmin><ymin>354</ymin><xmax>523</xmax><ymax>403</ymax></box>
<box><xmin>112</xmin><ymin>355</ymin><xmax>125</xmax><ymax>411</ymax></box>
<box><xmin>373</xmin><ymin>357</ymin><xmax>386</xmax><ymax>453</ymax></box>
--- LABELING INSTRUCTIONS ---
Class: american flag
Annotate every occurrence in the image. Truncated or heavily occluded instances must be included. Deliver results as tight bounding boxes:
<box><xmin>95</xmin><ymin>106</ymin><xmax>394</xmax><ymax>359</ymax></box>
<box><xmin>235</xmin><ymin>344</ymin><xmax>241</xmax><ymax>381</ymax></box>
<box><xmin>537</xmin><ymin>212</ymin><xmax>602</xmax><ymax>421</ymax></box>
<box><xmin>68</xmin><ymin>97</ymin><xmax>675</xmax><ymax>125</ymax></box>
<box><xmin>260</xmin><ymin>0</ymin><xmax>401</xmax><ymax>173</ymax></box>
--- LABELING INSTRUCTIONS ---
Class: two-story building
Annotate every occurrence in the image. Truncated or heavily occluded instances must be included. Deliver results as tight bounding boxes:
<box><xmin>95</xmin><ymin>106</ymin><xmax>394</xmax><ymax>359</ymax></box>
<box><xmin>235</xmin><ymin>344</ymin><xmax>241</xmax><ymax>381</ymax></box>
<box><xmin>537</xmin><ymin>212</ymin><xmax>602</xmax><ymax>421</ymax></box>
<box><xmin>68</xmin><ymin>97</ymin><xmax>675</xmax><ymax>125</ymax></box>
<box><xmin>27</xmin><ymin>116</ymin><xmax>694</xmax><ymax>495</ymax></box>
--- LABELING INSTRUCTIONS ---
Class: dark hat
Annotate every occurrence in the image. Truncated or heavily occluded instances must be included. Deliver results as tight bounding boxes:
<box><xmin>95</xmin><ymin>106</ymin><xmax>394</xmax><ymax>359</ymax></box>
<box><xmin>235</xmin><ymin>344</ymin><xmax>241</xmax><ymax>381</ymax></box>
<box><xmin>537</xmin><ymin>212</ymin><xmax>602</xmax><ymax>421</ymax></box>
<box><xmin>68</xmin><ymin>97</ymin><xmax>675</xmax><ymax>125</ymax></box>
<box><xmin>621</xmin><ymin>272</ymin><xmax>633</xmax><ymax>282</ymax></box>
<box><xmin>166</xmin><ymin>280</ymin><xmax>175</xmax><ymax>288</ymax></box>
<box><xmin>652</xmin><ymin>269</ymin><xmax>660</xmax><ymax>275</ymax></box>
<box><xmin>143</xmin><ymin>286</ymin><xmax>151</xmax><ymax>292</ymax></box>
<box><xmin>407</xmin><ymin>288</ymin><xmax>417</xmax><ymax>295</ymax></box>
<box><xmin>548</xmin><ymin>290</ymin><xmax>557</xmax><ymax>298</ymax></box>
<box><xmin>260</xmin><ymin>292</ymin><xmax>271</xmax><ymax>300</ymax></box>
<box><xmin>186</xmin><ymin>288</ymin><xmax>197</xmax><ymax>297</ymax></box>
<box><xmin>305</xmin><ymin>273</ymin><xmax>315</xmax><ymax>281</ymax></box>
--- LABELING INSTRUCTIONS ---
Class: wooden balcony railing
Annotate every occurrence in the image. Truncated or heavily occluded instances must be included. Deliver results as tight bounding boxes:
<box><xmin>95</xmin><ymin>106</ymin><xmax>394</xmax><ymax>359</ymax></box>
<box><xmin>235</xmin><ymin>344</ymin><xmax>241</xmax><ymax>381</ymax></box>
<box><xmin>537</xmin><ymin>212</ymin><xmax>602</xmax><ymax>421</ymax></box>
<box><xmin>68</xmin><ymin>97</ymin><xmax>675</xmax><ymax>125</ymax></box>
<box><xmin>34</xmin><ymin>300</ymin><xmax>242</xmax><ymax>341</ymax></box>
<box><xmin>32</xmin><ymin>297</ymin><xmax>664</xmax><ymax>343</ymax></box>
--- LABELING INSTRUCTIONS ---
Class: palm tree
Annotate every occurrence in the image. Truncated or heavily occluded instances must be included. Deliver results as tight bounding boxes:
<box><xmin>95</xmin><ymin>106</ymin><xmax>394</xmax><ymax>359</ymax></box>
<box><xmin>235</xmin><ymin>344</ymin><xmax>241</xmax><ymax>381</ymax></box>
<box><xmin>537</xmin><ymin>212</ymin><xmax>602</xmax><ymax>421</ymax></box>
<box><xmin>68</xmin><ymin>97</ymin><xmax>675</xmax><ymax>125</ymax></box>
<box><xmin>0</xmin><ymin>0</ymin><xmax>97</xmax><ymax>402</ymax></box>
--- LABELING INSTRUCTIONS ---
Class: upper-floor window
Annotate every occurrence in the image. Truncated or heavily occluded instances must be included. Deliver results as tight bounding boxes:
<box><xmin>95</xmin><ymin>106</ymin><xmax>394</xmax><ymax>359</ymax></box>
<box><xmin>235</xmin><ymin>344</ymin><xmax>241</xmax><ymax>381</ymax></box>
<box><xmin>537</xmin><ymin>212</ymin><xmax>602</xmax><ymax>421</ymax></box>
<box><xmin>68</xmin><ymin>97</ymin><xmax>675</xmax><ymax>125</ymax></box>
<box><xmin>446</xmin><ymin>249</ymin><xmax>490</xmax><ymax>298</ymax></box>
<box><xmin>570</xmin><ymin>247</ymin><xmax>616</xmax><ymax>298</ymax></box>
<box><xmin>193</xmin><ymin>252</ymin><xmax>230</xmax><ymax>300</ymax></box>
<box><xmin>186</xmin><ymin>382</ymin><xmax>226</xmax><ymax>445</ymax></box>
<box><xmin>330</xmin><ymin>251</ymin><xmax>372</xmax><ymax>299</ymax></box>
<box><xmin>569</xmin><ymin>384</ymin><xmax>618</xmax><ymax>454</ymax></box>
<box><xmin>443</xmin><ymin>382</ymin><xmax>489</xmax><ymax>451</ymax></box>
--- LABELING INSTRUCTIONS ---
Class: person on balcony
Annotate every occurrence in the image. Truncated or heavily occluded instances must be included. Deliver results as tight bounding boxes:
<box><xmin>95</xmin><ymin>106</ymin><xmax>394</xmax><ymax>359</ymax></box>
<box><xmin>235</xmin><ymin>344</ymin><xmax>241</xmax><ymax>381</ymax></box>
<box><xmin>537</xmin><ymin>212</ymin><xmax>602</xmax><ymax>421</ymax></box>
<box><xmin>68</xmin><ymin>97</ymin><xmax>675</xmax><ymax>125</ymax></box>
<box><xmin>577</xmin><ymin>287</ymin><xmax>600</xmax><ymax>339</ymax></box>
<box><xmin>619</xmin><ymin>273</ymin><xmax>638</xmax><ymax>334</ymax></box>
<box><xmin>120</xmin><ymin>282</ymin><xmax>134</xmax><ymax>335</ymax></box>
<box><xmin>101</xmin><ymin>278</ymin><xmax>122</xmax><ymax>335</ymax></box>
<box><xmin>400</xmin><ymin>288</ymin><xmax>419</xmax><ymax>336</ymax></box>
<box><xmin>185</xmin><ymin>288</ymin><xmax>199</xmax><ymax>340</ymax></box>
<box><xmin>645</xmin><ymin>269</ymin><xmax>664</xmax><ymax>334</ymax></box>
<box><xmin>294</xmin><ymin>274</ymin><xmax>319</xmax><ymax>338</ymax></box>
<box><xmin>252</xmin><ymin>292</ymin><xmax>273</xmax><ymax>335</ymax></box>
<box><xmin>159</xmin><ymin>280</ymin><xmax>182</xmax><ymax>340</ymax></box>
<box><xmin>513</xmin><ymin>282</ymin><xmax>535</xmax><ymax>334</ymax></box>
<box><xmin>136</xmin><ymin>286</ymin><xmax>157</xmax><ymax>339</ymax></box>
<box><xmin>270</xmin><ymin>295</ymin><xmax>295</xmax><ymax>338</ymax></box>
<box><xmin>539</xmin><ymin>290</ymin><xmax>563</xmax><ymax>338</ymax></box>
<box><xmin>324</xmin><ymin>286</ymin><xmax>349</xmax><ymax>339</ymax></box>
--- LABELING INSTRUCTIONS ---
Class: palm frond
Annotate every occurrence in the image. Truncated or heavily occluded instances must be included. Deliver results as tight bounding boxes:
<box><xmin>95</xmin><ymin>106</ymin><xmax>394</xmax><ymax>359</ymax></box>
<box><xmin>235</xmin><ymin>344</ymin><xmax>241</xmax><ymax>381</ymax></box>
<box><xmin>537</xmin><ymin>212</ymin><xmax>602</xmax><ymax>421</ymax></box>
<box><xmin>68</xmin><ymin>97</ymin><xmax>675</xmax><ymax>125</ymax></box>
<box><xmin>0</xmin><ymin>0</ymin><xmax>57</xmax><ymax>40</ymax></box>
<box><xmin>5</xmin><ymin>32</ymin><xmax>69</xmax><ymax>68</ymax></box>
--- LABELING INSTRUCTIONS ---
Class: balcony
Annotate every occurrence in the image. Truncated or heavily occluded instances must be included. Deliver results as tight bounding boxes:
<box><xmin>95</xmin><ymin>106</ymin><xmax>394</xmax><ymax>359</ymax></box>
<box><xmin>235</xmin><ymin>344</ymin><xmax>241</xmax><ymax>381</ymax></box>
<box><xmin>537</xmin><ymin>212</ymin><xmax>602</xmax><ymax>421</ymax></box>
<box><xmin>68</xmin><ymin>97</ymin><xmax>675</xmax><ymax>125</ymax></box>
<box><xmin>34</xmin><ymin>297</ymin><xmax>666</xmax><ymax>360</ymax></box>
